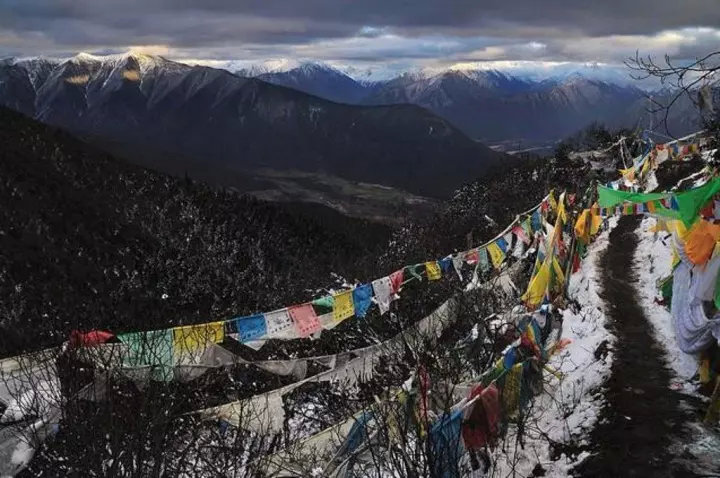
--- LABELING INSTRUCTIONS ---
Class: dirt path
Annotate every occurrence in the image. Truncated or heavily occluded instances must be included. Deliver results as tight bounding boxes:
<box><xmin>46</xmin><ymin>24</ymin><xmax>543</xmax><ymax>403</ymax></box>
<box><xmin>574</xmin><ymin>216</ymin><xmax>710</xmax><ymax>477</ymax></box>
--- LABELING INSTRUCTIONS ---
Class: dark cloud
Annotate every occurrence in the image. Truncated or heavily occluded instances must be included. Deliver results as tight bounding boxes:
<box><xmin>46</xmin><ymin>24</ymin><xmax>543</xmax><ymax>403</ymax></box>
<box><xmin>1</xmin><ymin>0</ymin><xmax>719</xmax><ymax>68</ymax></box>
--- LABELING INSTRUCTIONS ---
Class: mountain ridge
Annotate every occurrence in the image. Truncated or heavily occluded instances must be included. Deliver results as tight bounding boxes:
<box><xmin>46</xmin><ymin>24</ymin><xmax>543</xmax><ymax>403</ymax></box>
<box><xmin>0</xmin><ymin>53</ymin><xmax>504</xmax><ymax>199</ymax></box>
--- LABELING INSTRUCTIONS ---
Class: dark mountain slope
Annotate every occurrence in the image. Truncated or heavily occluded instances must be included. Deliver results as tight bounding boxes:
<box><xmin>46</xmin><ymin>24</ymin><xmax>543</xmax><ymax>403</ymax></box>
<box><xmin>0</xmin><ymin>107</ymin><xmax>389</xmax><ymax>356</ymax></box>
<box><xmin>0</xmin><ymin>54</ymin><xmax>504</xmax><ymax>198</ymax></box>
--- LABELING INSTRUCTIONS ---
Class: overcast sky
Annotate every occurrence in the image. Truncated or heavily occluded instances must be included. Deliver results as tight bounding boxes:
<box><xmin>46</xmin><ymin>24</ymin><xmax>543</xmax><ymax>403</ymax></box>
<box><xmin>2</xmin><ymin>0</ymin><xmax>719</xmax><ymax>80</ymax></box>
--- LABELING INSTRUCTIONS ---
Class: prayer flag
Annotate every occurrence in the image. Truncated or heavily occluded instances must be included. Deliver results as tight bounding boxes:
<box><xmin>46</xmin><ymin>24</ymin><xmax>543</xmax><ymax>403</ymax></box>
<box><xmin>371</xmin><ymin>276</ymin><xmax>394</xmax><ymax>315</ymax></box>
<box><xmin>531</xmin><ymin>210</ymin><xmax>542</xmax><ymax>232</ymax></box>
<box><xmin>389</xmin><ymin>269</ymin><xmax>404</xmax><ymax>293</ymax></box>
<box><xmin>487</xmin><ymin>242</ymin><xmax>505</xmax><ymax>269</ymax></box>
<box><xmin>227</xmin><ymin>314</ymin><xmax>267</xmax><ymax>342</ymax></box>
<box><xmin>548</xmin><ymin>191</ymin><xmax>558</xmax><ymax>212</ymax></box>
<box><xmin>352</xmin><ymin>284</ymin><xmax>373</xmax><ymax>318</ymax></box>
<box><xmin>311</xmin><ymin>295</ymin><xmax>334</xmax><ymax>315</ymax></box>
<box><xmin>265</xmin><ymin>309</ymin><xmax>297</xmax><ymax>339</ymax></box>
<box><xmin>478</xmin><ymin>248</ymin><xmax>490</xmax><ymax>272</ymax></box>
<box><xmin>451</xmin><ymin>254</ymin><xmax>464</xmax><ymax>280</ymax></box>
<box><xmin>521</xmin><ymin>217</ymin><xmax>533</xmax><ymax>238</ymax></box>
<box><xmin>405</xmin><ymin>263</ymin><xmax>424</xmax><ymax>281</ymax></box>
<box><xmin>430</xmin><ymin>410</ymin><xmax>464</xmax><ymax>478</ymax></box>
<box><xmin>670</xmin><ymin>196</ymin><xmax>680</xmax><ymax>211</ymax></box>
<box><xmin>174</xmin><ymin>321</ymin><xmax>224</xmax><ymax>357</ymax></box>
<box><xmin>512</xmin><ymin>225</ymin><xmax>530</xmax><ymax>245</ymax></box>
<box><xmin>495</xmin><ymin>237</ymin><xmax>508</xmax><ymax>253</ymax></box>
<box><xmin>439</xmin><ymin>257</ymin><xmax>453</xmax><ymax>274</ymax></box>
<box><xmin>465</xmin><ymin>249</ymin><xmax>479</xmax><ymax>265</ymax></box>
<box><xmin>333</xmin><ymin>290</ymin><xmax>355</xmax><ymax>323</ymax></box>
<box><xmin>119</xmin><ymin>330</ymin><xmax>174</xmax><ymax>382</ymax></box>
<box><xmin>425</xmin><ymin>261</ymin><xmax>442</xmax><ymax>280</ymax></box>
<box><xmin>288</xmin><ymin>304</ymin><xmax>321</xmax><ymax>337</ymax></box>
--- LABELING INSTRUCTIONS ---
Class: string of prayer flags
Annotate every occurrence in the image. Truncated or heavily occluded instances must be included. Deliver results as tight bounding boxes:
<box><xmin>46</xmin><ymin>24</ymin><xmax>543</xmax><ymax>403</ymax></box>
<box><xmin>425</xmin><ymin>261</ymin><xmax>442</xmax><ymax>280</ymax></box>
<box><xmin>227</xmin><ymin>314</ymin><xmax>267</xmax><ymax>343</ymax></box>
<box><xmin>288</xmin><ymin>304</ymin><xmax>322</xmax><ymax>337</ymax></box>
<box><xmin>598</xmin><ymin>177</ymin><xmax>720</xmax><ymax>226</ymax></box>
<box><xmin>487</xmin><ymin>242</ymin><xmax>505</xmax><ymax>269</ymax></box>
<box><xmin>332</xmin><ymin>290</ymin><xmax>355</xmax><ymax>323</ymax></box>
<box><xmin>265</xmin><ymin>309</ymin><xmax>297</xmax><ymax>339</ymax></box>
<box><xmin>371</xmin><ymin>276</ymin><xmax>394</xmax><ymax>315</ymax></box>
<box><xmin>352</xmin><ymin>284</ymin><xmax>374</xmax><ymax>318</ymax></box>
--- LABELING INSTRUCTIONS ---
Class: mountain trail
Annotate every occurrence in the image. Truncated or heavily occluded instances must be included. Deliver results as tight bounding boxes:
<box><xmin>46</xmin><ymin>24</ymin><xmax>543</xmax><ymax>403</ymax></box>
<box><xmin>574</xmin><ymin>215</ymin><xmax>717</xmax><ymax>477</ymax></box>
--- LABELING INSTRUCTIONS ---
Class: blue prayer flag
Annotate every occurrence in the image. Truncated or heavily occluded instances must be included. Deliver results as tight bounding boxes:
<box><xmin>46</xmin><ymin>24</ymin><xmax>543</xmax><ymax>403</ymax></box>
<box><xmin>439</xmin><ymin>257</ymin><xmax>453</xmax><ymax>274</ymax></box>
<box><xmin>352</xmin><ymin>284</ymin><xmax>373</xmax><ymax>318</ymax></box>
<box><xmin>531</xmin><ymin>210</ymin><xmax>542</xmax><ymax>231</ymax></box>
<box><xmin>429</xmin><ymin>409</ymin><xmax>464</xmax><ymax>478</ymax></box>
<box><xmin>496</xmin><ymin>237</ymin><xmax>508</xmax><ymax>253</ymax></box>
<box><xmin>227</xmin><ymin>314</ymin><xmax>267</xmax><ymax>342</ymax></box>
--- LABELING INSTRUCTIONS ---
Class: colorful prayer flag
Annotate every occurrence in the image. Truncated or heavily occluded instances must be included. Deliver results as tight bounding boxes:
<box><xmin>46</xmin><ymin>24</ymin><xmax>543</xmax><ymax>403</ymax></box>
<box><xmin>173</xmin><ymin>321</ymin><xmax>224</xmax><ymax>356</ymax></box>
<box><xmin>332</xmin><ymin>290</ymin><xmax>355</xmax><ymax>323</ymax></box>
<box><xmin>352</xmin><ymin>284</ymin><xmax>373</xmax><ymax>318</ymax></box>
<box><xmin>389</xmin><ymin>269</ymin><xmax>404</xmax><ymax>293</ymax></box>
<box><xmin>425</xmin><ymin>261</ymin><xmax>442</xmax><ymax>280</ymax></box>
<box><xmin>288</xmin><ymin>304</ymin><xmax>321</xmax><ymax>337</ymax></box>
<box><xmin>478</xmin><ymin>248</ymin><xmax>490</xmax><ymax>272</ymax></box>
<box><xmin>495</xmin><ymin>237</ymin><xmax>508</xmax><ymax>253</ymax></box>
<box><xmin>465</xmin><ymin>249</ymin><xmax>479</xmax><ymax>265</ymax></box>
<box><xmin>487</xmin><ymin>242</ymin><xmax>505</xmax><ymax>269</ymax></box>
<box><xmin>227</xmin><ymin>314</ymin><xmax>267</xmax><ymax>342</ymax></box>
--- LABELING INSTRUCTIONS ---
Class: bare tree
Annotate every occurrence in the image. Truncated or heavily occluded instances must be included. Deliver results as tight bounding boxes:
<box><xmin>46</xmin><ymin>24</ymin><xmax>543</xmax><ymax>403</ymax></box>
<box><xmin>626</xmin><ymin>51</ymin><xmax>719</xmax><ymax>138</ymax></box>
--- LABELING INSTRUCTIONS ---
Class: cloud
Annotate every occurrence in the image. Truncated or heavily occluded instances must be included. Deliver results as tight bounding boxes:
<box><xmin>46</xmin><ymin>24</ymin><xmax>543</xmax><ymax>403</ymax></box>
<box><xmin>1</xmin><ymin>0</ymin><xmax>719</xmax><ymax>79</ymax></box>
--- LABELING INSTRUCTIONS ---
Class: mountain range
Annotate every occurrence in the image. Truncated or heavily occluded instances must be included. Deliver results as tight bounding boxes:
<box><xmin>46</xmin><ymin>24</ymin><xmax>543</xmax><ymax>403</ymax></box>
<box><xmin>0</xmin><ymin>53</ymin><xmax>503</xmax><ymax>204</ymax></box>
<box><xmin>241</xmin><ymin>62</ymin><xmax>707</xmax><ymax>146</ymax></box>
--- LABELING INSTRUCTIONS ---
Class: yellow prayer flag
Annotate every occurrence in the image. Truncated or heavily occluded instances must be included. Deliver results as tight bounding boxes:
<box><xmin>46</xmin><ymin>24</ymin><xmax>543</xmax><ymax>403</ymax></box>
<box><xmin>574</xmin><ymin>209</ymin><xmax>591</xmax><ymax>244</ymax></box>
<box><xmin>557</xmin><ymin>192</ymin><xmax>567</xmax><ymax>224</ymax></box>
<box><xmin>522</xmin><ymin>260</ymin><xmax>550</xmax><ymax>307</ymax></box>
<box><xmin>332</xmin><ymin>290</ymin><xmax>355</xmax><ymax>323</ymax></box>
<box><xmin>548</xmin><ymin>190</ymin><xmax>557</xmax><ymax>212</ymax></box>
<box><xmin>425</xmin><ymin>261</ymin><xmax>442</xmax><ymax>280</ymax></box>
<box><xmin>552</xmin><ymin>256</ymin><xmax>566</xmax><ymax>289</ymax></box>
<box><xmin>487</xmin><ymin>242</ymin><xmax>505</xmax><ymax>269</ymax></box>
<box><xmin>173</xmin><ymin>321</ymin><xmax>224</xmax><ymax>355</ymax></box>
<box><xmin>502</xmin><ymin>363</ymin><xmax>524</xmax><ymax>417</ymax></box>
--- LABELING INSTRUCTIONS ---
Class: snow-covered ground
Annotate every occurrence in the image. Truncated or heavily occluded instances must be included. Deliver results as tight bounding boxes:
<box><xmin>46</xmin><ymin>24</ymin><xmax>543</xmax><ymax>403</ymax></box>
<box><xmin>488</xmin><ymin>218</ymin><xmax>617</xmax><ymax>477</ymax></box>
<box><xmin>633</xmin><ymin>217</ymin><xmax>699</xmax><ymax>383</ymax></box>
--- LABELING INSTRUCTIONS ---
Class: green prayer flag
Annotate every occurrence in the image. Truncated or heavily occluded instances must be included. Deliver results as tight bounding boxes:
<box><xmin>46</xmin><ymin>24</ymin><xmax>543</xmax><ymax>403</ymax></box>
<box><xmin>119</xmin><ymin>329</ymin><xmax>174</xmax><ymax>382</ymax></box>
<box><xmin>598</xmin><ymin>177</ymin><xmax>720</xmax><ymax>226</ymax></box>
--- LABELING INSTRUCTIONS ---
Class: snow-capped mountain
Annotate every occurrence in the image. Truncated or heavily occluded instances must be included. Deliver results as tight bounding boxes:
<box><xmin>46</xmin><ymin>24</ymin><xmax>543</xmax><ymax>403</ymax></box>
<box><xmin>0</xmin><ymin>52</ymin><xmax>504</xmax><ymax>198</ymax></box>
<box><xmin>253</xmin><ymin>62</ymin><xmax>370</xmax><ymax>104</ymax></box>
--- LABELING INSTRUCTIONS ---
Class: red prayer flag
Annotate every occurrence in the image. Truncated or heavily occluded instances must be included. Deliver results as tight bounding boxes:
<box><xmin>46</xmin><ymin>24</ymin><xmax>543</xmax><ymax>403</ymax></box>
<box><xmin>389</xmin><ymin>269</ymin><xmax>404</xmax><ymax>294</ymax></box>
<box><xmin>69</xmin><ymin>330</ymin><xmax>114</xmax><ymax>348</ymax></box>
